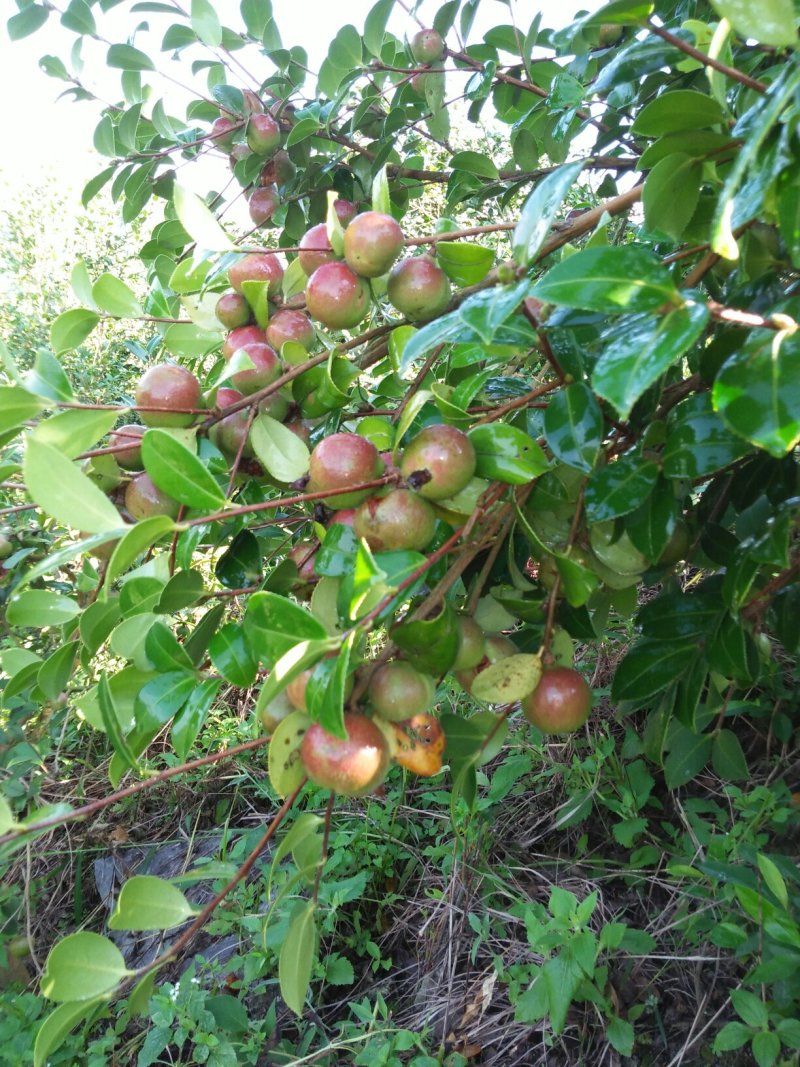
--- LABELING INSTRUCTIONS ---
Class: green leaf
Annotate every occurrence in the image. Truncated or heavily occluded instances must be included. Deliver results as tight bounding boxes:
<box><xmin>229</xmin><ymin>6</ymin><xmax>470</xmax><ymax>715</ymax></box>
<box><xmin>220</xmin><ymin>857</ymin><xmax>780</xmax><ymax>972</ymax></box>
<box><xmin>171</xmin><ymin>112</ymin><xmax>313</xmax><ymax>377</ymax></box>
<box><xmin>612</xmin><ymin>639</ymin><xmax>697</xmax><ymax>701</ymax></box>
<box><xmin>664</xmin><ymin>727</ymin><xmax>713</xmax><ymax>788</ymax></box>
<box><xmin>363</xmin><ymin>0</ymin><xmax>394</xmax><ymax>56</ymax></box>
<box><xmin>246</xmin><ymin>593</ymin><xmax>328</xmax><ymax>669</ymax></box>
<box><xmin>543</xmin><ymin>382</ymin><xmax>603</xmax><ymax>473</ymax></box>
<box><xmin>279</xmin><ymin>901</ymin><xmax>318</xmax><ymax>1016</ymax></box>
<box><xmin>171</xmin><ymin>677</ymin><xmax>221</xmax><ymax>759</ymax></box>
<box><xmin>584</xmin><ymin>452</ymin><xmax>659</xmax><ymax>522</ymax></box>
<box><xmin>7</xmin><ymin>590</ymin><xmax>80</xmax><ymax>628</ymax></box>
<box><xmin>191</xmin><ymin>0</ymin><xmax>222</xmax><ymax>46</ymax></box>
<box><xmin>50</xmin><ymin>309</ymin><xmax>100</xmax><ymax>354</ymax></box>
<box><xmin>62</xmin><ymin>0</ymin><xmax>95</xmax><ymax>37</ymax></box>
<box><xmin>24</xmin><ymin>350</ymin><xmax>73</xmax><ymax>403</ymax></box>
<box><xmin>709</xmin><ymin>0</ymin><xmax>796</xmax><ymax>46</ymax></box>
<box><xmin>436</xmin><ymin>242</ymin><xmax>495</xmax><ymax>286</ymax></box>
<box><xmin>731</xmin><ymin>988</ymin><xmax>769</xmax><ymax>1029</ymax></box>
<box><xmin>250</xmin><ymin>413</ymin><xmax>310</xmax><ymax>483</ymax></box>
<box><xmin>106</xmin><ymin>516</ymin><xmax>176</xmax><ymax>585</ymax></box>
<box><xmin>8</xmin><ymin>4</ymin><xmax>49</xmax><ymax>39</ymax></box>
<box><xmin>531</xmin><ymin>246</ymin><xmax>680</xmax><ymax>313</ymax></box>
<box><xmin>371</xmin><ymin>164</ymin><xmax>391</xmax><ymax>216</ymax></box>
<box><xmin>712</xmin><ymin>1021</ymin><xmax>755</xmax><ymax>1053</ymax></box>
<box><xmin>450</xmin><ymin>151</ymin><xmax>499</xmax><ymax>179</ymax></box>
<box><xmin>107</xmin><ymin>43</ymin><xmax>155</xmax><ymax>71</ymax></box>
<box><xmin>41</xmin><ymin>932</ymin><xmax>129</xmax><ymax>1001</ymax></box>
<box><xmin>643</xmin><ymin>153</ymin><xmax>703</xmax><ymax>241</ymax></box>
<box><xmin>469</xmin><ymin>424</ymin><xmax>549</xmax><ymax>484</ymax></box>
<box><xmin>752</xmin><ymin>1031</ymin><xmax>780</xmax><ymax>1067</ymax></box>
<box><xmin>712</xmin><ymin>328</ymin><xmax>800</xmax><ymax>458</ymax></box>
<box><xmin>34</xmin><ymin>999</ymin><xmax>104</xmax><ymax>1067</ymax></box>
<box><xmin>173</xmin><ymin>184</ymin><xmax>234</xmax><ymax>251</ymax></box>
<box><xmin>633</xmin><ymin>90</ymin><xmax>726</xmax><ymax>136</ymax></box>
<box><xmin>144</xmin><ymin>622</ymin><xmax>194</xmax><ymax>674</ymax></box>
<box><xmin>592</xmin><ymin>303</ymin><xmax>709</xmax><ymax>420</ymax></box>
<box><xmin>37</xmin><ymin>641</ymin><xmax>80</xmax><ymax>701</ymax></box>
<box><xmin>32</xmin><ymin>408</ymin><xmax>120</xmax><ymax>459</ymax></box>
<box><xmin>512</xmin><ymin>160</ymin><xmax>585</xmax><ymax>266</ymax></box>
<box><xmin>108</xmin><ymin>875</ymin><xmax>196</xmax><ymax>930</ymax></box>
<box><xmin>23</xmin><ymin>438</ymin><xmax>122</xmax><ymax>533</ymax></box>
<box><xmin>209</xmin><ymin>623</ymin><xmax>258</xmax><ymax>687</ymax></box>
<box><xmin>305</xmin><ymin>633</ymin><xmax>352</xmax><ymax>739</ymax></box>
<box><xmin>757</xmin><ymin>853</ymin><xmax>789</xmax><ymax>909</ymax></box>
<box><xmin>137</xmin><ymin>672</ymin><xmax>195</xmax><ymax>731</ymax></box>
<box><xmin>98</xmin><ymin>672</ymin><xmax>141</xmax><ymax>772</ymax></box>
<box><xmin>0</xmin><ymin>385</ymin><xmax>47</xmax><ymax>434</ymax></box>
<box><xmin>142</xmin><ymin>429</ymin><xmax>226</xmax><ymax>510</ymax></box>
<box><xmin>91</xmin><ymin>273</ymin><xmax>142</xmax><ymax>317</ymax></box>
<box><xmin>712</xmin><ymin>729</ymin><xmax>749</xmax><ymax>782</ymax></box>
<box><xmin>663</xmin><ymin>394</ymin><xmax>749</xmax><ymax>478</ymax></box>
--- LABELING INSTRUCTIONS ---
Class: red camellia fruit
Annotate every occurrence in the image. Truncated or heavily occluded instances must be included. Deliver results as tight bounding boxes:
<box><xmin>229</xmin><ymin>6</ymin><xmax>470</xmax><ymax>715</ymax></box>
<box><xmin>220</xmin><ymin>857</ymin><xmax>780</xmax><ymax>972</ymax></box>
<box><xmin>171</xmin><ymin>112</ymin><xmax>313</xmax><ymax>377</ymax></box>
<box><xmin>354</xmin><ymin>488</ymin><xmax>436</xmax><ymax>552</ymax></box>
<box><xmin>329</xmin><ymin>507</ymin><xmax>356</xmax><ymax>527</ymax></box>
<box><xmin>306</xmin><ymin>262</ymin><xmax>370</xmax><ymax>330</ymax></box>
<box><xmin>334</xmin><ymin>198</ymin><xmax>358</xmax><ymax>227</ymax></box>
<box><xmin>300</xmin><ymin>713</ymin><xmax>390</xmax><ymax>796</ymax></box>
<box><xmin>260</xmin><ymin>149</ymin><xmax>296</xmax><ymax>186</ymax></box>
<box><xmin>210</xmin><ymin>116</ymin><xmax>237</xmax><ymax>148</ymax></box>
<box><xmin>229</xmin><ymin>253</ymin><xmax>284</xmax><ymax>297</ymax></box>
<box><xmin>125</xmin><ymin>473</ymin><xmax>180</xmax><ymax>520</ymax></box>
<box><xmin>400</xmin><ymin>423</ymin><xmax>476</xmax><ymax>500</ymax></box>
<box><xmin>343</xmin><ymin>211</ymin><xmax>404</xmax><ymax>278</ymax></box>
<box><xmin>209</xmin><ymin>388</ymin><xmax>254</xmax><ymax>459</ymax></box>
<box><xmin>308</xmin><ymin>432</ymin><xmax>381</xmax><ymax>507</ymax></box>
<box><xmin>109</xmin><ymin>424</ymin><xmax>145</xmax><ymax>471</ymax></box>
<box><xmin>298</xmin><ymin>223</ymin><xmax>337</xmax><ymax>276</ymax></box>
<box><xmin>230</xmin><ymin>342</ymin><xmax>282</xmax><ymax>395</ymax></box>
<box><xmin>136</xmin><ymin>363</ymin><xmax>202</xmax><ymax>428</ymax></box>
<box><xmin>246</xmin><ymin>113</ymin><xmax>280</xmax><ymax>156</ymax></box>
<box><xmin>287</xmin><ymin>539</ymin><xmax>319</xmax><ymax>582</ymax></box>
<box><xmin>215</xmin><ymin>292</ymin><xmax>251</xmax><ymax>330</ymax></box>
<box><xmin>265</xmin><ymin>309</ymin><xmax>315</xmax><ymax>352</ymax></box>
<box><xmin>222</xmin><ymin>324</ymin><xmax>268</xmax><ymax>360</ymax></box>
<box><xmin>249</xmin><ymin>185</ymin><xmax>279</xmax><ymax>226</ymax></box>
<box><xmin>387</xmin><ymin>255</ymin><xmax>451</xmax><ymax>321</ymax></box>
<box><xmin>521</xmin><ymin>667</ymin><xmax>592</xmax><ymax>734</ymax></box>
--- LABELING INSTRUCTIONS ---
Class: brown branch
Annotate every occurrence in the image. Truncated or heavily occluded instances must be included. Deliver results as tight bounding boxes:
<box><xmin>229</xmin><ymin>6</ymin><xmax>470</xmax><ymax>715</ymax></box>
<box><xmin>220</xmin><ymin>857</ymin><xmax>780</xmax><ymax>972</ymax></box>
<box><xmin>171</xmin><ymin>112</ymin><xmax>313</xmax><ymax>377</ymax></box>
<box><xmin>648</xmin><ymin>22</ymin><xmax>767</xmax><ymax>93</ymax></box>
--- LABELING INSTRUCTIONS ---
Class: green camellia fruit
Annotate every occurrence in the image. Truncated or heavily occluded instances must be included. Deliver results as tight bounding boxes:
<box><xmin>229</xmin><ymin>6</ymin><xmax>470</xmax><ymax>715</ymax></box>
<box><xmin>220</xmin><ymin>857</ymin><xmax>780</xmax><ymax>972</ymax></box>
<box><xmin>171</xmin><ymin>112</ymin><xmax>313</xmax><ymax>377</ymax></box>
<box><xmin>400</xmin><ymin>423</ymin><xmax>476</xmax><ymax>500</ymax></box>
<box><xmin>229</xmin><ymin>253</ymin><xmax>284</xmax><ymax>297</ymax></box>
<box><xmin>246</xmin><ymin>113</ymin><xmax>280</xmax><ymax>156</ymax></box>
<box><xmin>124</xmin><ymin>473</ymin><xmax>180</xmax><ymax>520</ymax></box>
<box><xmin>521</xmin><ymin>667</ymin><xmax>592</xmax><ymax>734</ymax></box>
<box><xmin>353</xmin><ymin>488</ymin><xmax>436</xmax><ymax>551</ymax></box>
<box><xmin>343</xmin><ymin>211</ymin><xmax>404</xmax><ymax>278</ymax></box>
<box><xmin>215</xmin><ymin>292</ymin><xmax>252</xmax><ymax>330</ymax></box>
<box><xmin>452</xmin><ymin>615</ymin><xmax>485</xmax><ymax>671</ymax></box>
<box><xmin>209</xmin><ymin>388</ymin><xmax>254</xmax><ymax>459</ymax></box>
<box><xmin>109</xmin><ymin>424</ymin><xmax>145</xmax><ymax>471</ymax></box>
<box><xmin>387</xmin><ymin>255</ymin><xmax>451</xmax><ymax>321</ymax></box>
<box><xmin>410</xmin><ymin>28</ymin><xmax>445</xmax><ymax>64</ymax></box>
<box><xmin>135</xmin><ymin>363</ymin><xmax>202</xmax><ymax>428</ymax></box>
<box><xmin>300</xmin><ymin>713</ymin><xmax>390</xmax><ymax>796</ymax></box>
<box><xmin>308</xmin><ymin>432</ymin><xmax>381</xmax><ymax>507</ymax></box>
<box><xmin>260</xmin><ymin>149</ymin><xmax>296</xmax><ymax>186</ymax></box>
<box><xmin>369</xmin><ymin>661</ymin><xmax>436</xmax><ymax>722</ymax></box>
<box><xmin>306</xmin><ymin>262</ymin><xmax>370</xmax><ymax>330</ymax></box>
<box><xmin>454</xmin><ymin>634</ymin><xmax>517</xmax><ymax>694</ymax></box>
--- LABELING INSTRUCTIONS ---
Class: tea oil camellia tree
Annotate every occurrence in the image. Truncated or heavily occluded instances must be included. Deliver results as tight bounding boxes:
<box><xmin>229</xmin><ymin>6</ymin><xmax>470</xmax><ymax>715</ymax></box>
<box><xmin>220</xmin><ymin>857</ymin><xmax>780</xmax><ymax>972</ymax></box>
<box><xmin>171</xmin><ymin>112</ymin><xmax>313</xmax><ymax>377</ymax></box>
<box><xmin>2</xmin><ymin>0</ymin><xmax>800</xmax><ymax>1061</ymax></box>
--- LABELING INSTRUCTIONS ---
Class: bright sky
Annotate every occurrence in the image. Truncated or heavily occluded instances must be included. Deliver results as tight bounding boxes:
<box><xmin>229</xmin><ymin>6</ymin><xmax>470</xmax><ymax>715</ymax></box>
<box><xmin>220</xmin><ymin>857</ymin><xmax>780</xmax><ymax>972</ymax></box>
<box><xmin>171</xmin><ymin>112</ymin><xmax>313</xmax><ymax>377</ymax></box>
<box><xmin>0</xmin><ymin>0</ymin><xmax>600</xmax><ymax>192</ymax></box>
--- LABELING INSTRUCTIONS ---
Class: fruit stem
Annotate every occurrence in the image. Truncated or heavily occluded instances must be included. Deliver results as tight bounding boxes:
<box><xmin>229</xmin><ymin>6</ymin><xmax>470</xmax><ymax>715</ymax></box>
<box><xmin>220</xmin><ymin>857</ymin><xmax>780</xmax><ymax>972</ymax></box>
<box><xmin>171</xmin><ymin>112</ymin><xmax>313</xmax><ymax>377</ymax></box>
<box><xmin>312</xmin><ymin>792</ymin><xmax>336</xmax><ymax>903</ymax></box>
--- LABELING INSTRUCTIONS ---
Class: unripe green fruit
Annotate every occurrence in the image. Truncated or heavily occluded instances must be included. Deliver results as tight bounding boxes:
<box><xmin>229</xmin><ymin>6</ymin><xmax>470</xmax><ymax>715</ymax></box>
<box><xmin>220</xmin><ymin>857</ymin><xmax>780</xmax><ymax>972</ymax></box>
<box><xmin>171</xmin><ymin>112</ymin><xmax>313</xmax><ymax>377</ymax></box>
<box><xmin>658</xmin><ymin>519</ymin><xmax>691</xmax><ymax>566</ymax></box>
<box><xmin>260</xmin><ymin>149</ymin><xmax>296</xmax><ymax>186</ymax></box>
<box><xmin>400</xmin><ymin>423</ymin><xmax>476</xmax><ymax>500</ymax></box>
<box><xmin>369</xmin><ymin>661</ymin><xmax>436</xmax><ymax>722</ymax></box>
<box><xmin>343</xmin><ymin>211</ymin><xmax>404</xmax><ymax>278</ymax></box>
<box><xmin>249</xmin><ymin>185</ymin><xmax>279</xmax><ymax>226</ymax></box>
<box><xmin>308</xmin><ymin>432</ymin><xmax>381</xmax><ymax>507</ymax></box>
<box><xmin>136</xmin><ymin>364</ymin><xmax>202</xmax><ymax>428</ymax></box>
<box><xmin>108</xmin><ymin>424</ymin><xmax>144</xmax><ymax>471</ymax></box>
<box><xmin>222</xmin><ymin>325</ymin><xmax>267</xmax><ymax>360</ymax></box>
<box><xmin>521</xmin><ymin>667</ymin><xmax>591</xmax><ymax>734</ymax></box>
<box><xmin>300</xmin><ymin>713</ymin><xmax>390</xmax><ymax>796</ymax></box>
<box><xmin>410</xmin><ymin>71</ymin><xmax>430</xmax><ymax>96</ymax></box>
<box><xmin>387</xmin><ymin>255</ymin><xmax>451</xmax><ymax>321</ymax></box>
<box><xmin>215</xmin><ymin>292</ymin><xmax>252</xmax><ymax>330</ymax></box>
<box><xmin>452</xmin><ymin>615</ymin><xmax>485</xmax><ymax>671</ymax></box>
<box><xmin>246</xmin><ymin>113</ymin><xmax>280</xmax><ymax>156</ymax></box>
<box><xmin>354</xmin><ymin>489</ymin><xmax>436</xmax><ymax>552</ymax></box>
<box><xmin>258</xmin><ymin>389</ymin><xmax>290</xmax><ymax>423</ymax></box>
<box><xmin>306</xmin><ymin>262</ymin><xmax>370</xmax><ymax>330</ymax></box>
<box><xmin>266</xmin><ymin>309</ymin><xmax>315</xmax><ymax>352</ymax></box>
<box><xmin>210</xmin><ymin>388</ymin><xmax>254</xmax><ymax>459</ymax></box>
<box><xmin>258</xmin><ymin>690</ymin><xmax>293</xmax><ymax>733</ymax></box>
<box><xmin>210</xmin><ymin>116</ymin><xmax>237</xmax><ymax>148</ymax></box>
<box><xmin>597</xmin><ymin>23</ymin><xmax>623</xmax><ymax>47</ymax></box>
<box><xmin>229</xmin><ymin>253</ymin><xmax>284</xmax><ymax>297</ymax></box>
<box><xmin>410</xmin><ymin>28</ymin><xmax>444</xmax><ymax>64</ymax></box>
<box><xmin>125</xmin><ymin>473</ymin><xmax>180</xmax><ymax>520</ymax></box>
<box><xmin>298</xmin><ymin>223</ymin><xmax>337</xmax><ymax>276</ymax></box>
<box><xmin>454</xmin><ymin>633</ymin><xmax>516</xmax><ymax>694</ymax></box>
<box><xmin>230</xmin><ymin>343</ymin><xmax>282</xmax><ymax>395</ymax></box>
<box><xmin>0</xmin><ymin>534</ymin><xmax>13</xmax><ymax>559</ymax></box>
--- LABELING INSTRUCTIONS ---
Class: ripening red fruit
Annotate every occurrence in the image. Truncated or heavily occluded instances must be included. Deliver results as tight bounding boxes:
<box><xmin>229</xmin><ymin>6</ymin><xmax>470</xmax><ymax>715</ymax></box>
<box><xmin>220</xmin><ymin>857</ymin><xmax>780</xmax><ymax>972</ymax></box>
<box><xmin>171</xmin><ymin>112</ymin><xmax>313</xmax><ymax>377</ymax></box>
<box><xmin>334</xmin><ymin>199</ymin><xmax>358</xmax><ymax>227</ymax></box>
<box><xmin>260</xmin><ymin>149</ymin><xmax>296</xmax><ymax>186</ymax></box>
<box><xmin>229</xmin><ymin>143</ymin><xmax>252</xmax><ymax>170</ymax></box>
<box><xmin>400</xmin><ymin>423</ymin><xmax>476</xmax><ymax>500</ymax></box>
<box><xmin>329</xmin><ymin>508</ymin><xmax>356</xmax><ymax>527</ymax></box>
<box><xmin>343</xmin><ymin>211</ymin><xmax>404</xmax><ymax>278</ymax></box>
<box><xmin>216</xmin><ymin>292</ymin><xmax>252</xmax><ymax>330</ymax></box>
<box><xmin>249</xmin><ymin>185</ymin><xmax>279</xmax><ymax>226</ymax></box>
<box><xmin>229</xmin><ymin>253</ymin><xmax>284</xmax><ymax>297</ymax></box>
<box><xmin>308</xmin><ymin>432</ymin><xmax>381</xmax><ymax>507</ymax></box>
<box><xmin>521</xmin><ymin>667</ymin><xmax>592</xmax><ymax>734</ymax></box>
<box><xmin>136</xmin><ymin>363</ymin><xmax>202</xmax><ymax>428</ymax></box>
<box><xmin>230</xmin><ymin>342</ymin><xmax>282</xmax><ymax>395</ymax></box>
<box><xmin>125</xmin><ymin>473</ymin><xmax>180</xmax><ymax>520</ymax></box>
<box><xmin>387</xmin><ymin>255</ymin><xmax>451</xmax><ymax>321</ymax></box>
<box><xmin>410</xmin><ymin>28</ymin><xmax>445</xmax><ymax>64</ymax></box>
<box><xmin>210</xmin><ymin>388</ymin><xmax>254</xmax><ymax>459</ymax></box>
<box><xmin>452</xmin><ymin>615</ymin><xmax>485</xmax><ymax>671</ymax></box>
<box><xmin>300</xmin><ymin>713</ymin><xmax>390</xmax><ymax>796</ymax></box>
<box><xmin>266</xmin><ymin>309</ymin><xmax>315</xmax><ymax>352</ymax></box>
<box><xmin>369</xmin><ymin>661</ymin><xmax>436</xmax><ymax>722</ymax></box>
<box><xmin>306</xmin><ymin>262</ymin><xmax>370</xmax><ymax>331</ymax></box>
<box><xmin>287</xmin><ymin>539</ymin><xmax>319</xmax><ymax>582</ymax></box>
<box><xmin>246</xmin><ymin>113</ymin><xmax>280</xmax><ymax>156</ymax></box>
<box><xmin>286</xmin><ymin>669</ymin><xmax>312</xmax><ymax>712</ymax></box>
<box><xmin>298</xmin><ymin>223</ymin><xmax>337</xmax><ymax>276</ymax></box>
<box><xmin>222</xmin><ymin>325</ymin><xmax>268</xmax><ymax>360</ymax></box>
<box><xmin>285</xmin><ymin>419</ymin><xmax>312</xmax><ymax>446</ymax></box>
<box><xmin>109</xmin><ymin>424</ymin><xmax>144</xmax><ymax>471</ymax></box>
<box><xmin>354</xmin><ymin>489</ymin><xmax>436</xmax><ymax>552</ymax></box>
<box><xmin>210</xmin><ymin>116</ymin><xmax>237</xmax><ymax>148</ymax></box>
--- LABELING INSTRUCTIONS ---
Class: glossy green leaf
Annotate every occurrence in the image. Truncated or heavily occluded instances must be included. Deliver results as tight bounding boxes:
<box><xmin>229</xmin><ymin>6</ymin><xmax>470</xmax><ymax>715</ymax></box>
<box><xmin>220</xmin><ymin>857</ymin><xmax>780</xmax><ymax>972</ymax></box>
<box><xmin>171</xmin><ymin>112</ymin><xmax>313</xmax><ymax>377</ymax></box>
<box><xmin>244</xmin><ymin>592</ymin><xmax>328</xmax><ymax>668</ymax></box>
<box><xmin>250</xmin><ymin>413</ymin><xmax>310</xmax><ymax>483</ymax></box>
<box><xmin>144</xmin><ymin>621</ymin><xmax>194</xmax><ymax>674</ymax></box>
<box><xmin>37</xmin><ymin>641</ymin><xmax>80</xmax><ymax>702</ymax></box>
<box><xmin>532</xmin><ymin>246</ymin><xmax>680</xmax><ymax>312</ymax></box>
<box><xmin>173</xmin><ymin>184</ymin><xmax>235</xmax><ymax>251</ymax></box>
<box><xmin>171</xmin><ymin>678</ymin><xmax>221</xmax><ymax>759</ymax></box>
<box><xmin>8</xmin><ymin>4</ymin><xmax>49</xmax><ymax>39</ymax></box>
<box><xmin>105</xmin><ymin>516</ymin><xmax>175</xmax><ymax>585</ymax></box>
<box><xmin>209</xmin><ymin>623</ymin><xmax>258</xmax><ymax>687</ymax></box>
<box><xmin>643</xmin><ymin>153</ymin><xmax>703</xmax><ymax>241</ymax></box>
<box><xmin>32</xmin><ymin>408</ymin><xmax>120</xmax><ymax>459</ymax></box>
<box><xmin>142</xmin><ymin>429</ymin><xmax>226</xmax><ymax>509</ymax></box>
<box><xmin>632</xmin><ymin>90</ymin><xmax>726</xmax><ymax>136</ymax></box>
<box><xmin>584</xmin><ymin>452</ymin><xmax>659</xmax><ymax>522</ymax></box>
<box><xmin>107</xmin><ymin>44</ymin><xmax>155</xmax><ymax>71</ymax></box>
<box><xmin>191</xmin><ymin>0</ymin><xmax>222</xmax><ymax>45</ymax></box>
<box><xmin>41</xmin><ymin>932</ymin><xmax>129</xmax><ymax>1001</ymax></box>
<box><xmin>23</xmin><ymin>438</ymin><xmax>122</xmax><ymax>533</ymax></box>
<box><xmin>50</xmin><ymin>309</ymin><xmax>100</xmax><ymax>354</ymax></box>
<box><xmin>543</xmin><ymin>382</ymin><xmax>603</xmax><ymax>473</ymax></box>
<box><xmin>612</xmin><ymin>638</ymin><xmax>697</xmax><ymax>701</ymax></box>
<box><xmin>709</xmin><ymin>0</ymin><xmax>796</xmax><ymax>46</ymax></box>
<box><xmin>712</xmin><ymin>729</ymin><xmax>749</xmax><ymax>782</ymax></box>
<box><xmin>136</xmin><ymin>672</ymin><xmax>195</xmax><ymax>731</ymax></box>
<box><xmin>34</xmin><ymin>999</ymin><xmax>104</xmax><ymax>1067</ymax></box>
<box><xmin>436</xmin><ymin>242</ymin><xmax>495</xmax><ymax>286</ymax></box>
<box><xmin>0</xmin><ymin>386</ymin><xmax>47</xmax><ymax>434</ymax></box>
<box><xmin>91</xmin><ymin>274</ymin><xmax>142</xmax><ymax>317</ymax></box>
<box><xmin>663</xmin><ymin>394</ymin><xmax>749</xmax><ymax>478</ymax></box>
<box><xmin>7</xmin><ymin>589</ymin><xmax>80</xmax><ymax>628</ymax></box>
<box><xmin>512</xmin><ymin>160</ymin><xmax>585</xmax><ymax>266</ymax></box>
<box><xmin>469</xmin><ymin>423</ymin><xmax>549</xmax><ymax>484</ymax></box>
<box><xmin>109</xmin><ymin>875</ymin><xmax>196</xmax><ymax>930</ymax></box>
<box><xmin>279</xmin><ymin>901</ymin><xmax>318</xmax><ymax>1016</ymax></box>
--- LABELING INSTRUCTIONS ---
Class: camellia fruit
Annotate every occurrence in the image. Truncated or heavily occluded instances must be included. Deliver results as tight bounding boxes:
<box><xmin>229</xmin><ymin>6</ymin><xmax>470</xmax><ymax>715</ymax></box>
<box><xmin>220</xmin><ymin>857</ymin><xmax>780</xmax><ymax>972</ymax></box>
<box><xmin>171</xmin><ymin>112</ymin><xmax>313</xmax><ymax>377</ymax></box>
<box><xmin>209</xmin><ymin>388</ymin><xmax>254</xmax><ymax>459</ymax></box>
<box><xmin>287</xmin><ymin>539</ymin><xmax>318</xmax><ymax>582</ymax></box>
<box><xmin>387</xmin><ymin>255</ymin><xmax>451</xmax><ymax>321</ymax></box>
<box><xmin>135</xmin><ymin>363</ymin><xmax>202</xmax><ymax>428</ymax></box>
<box><xmin>230</xmin><ymin>342</ymin><xmax>282</xmax><ymax>395</ymax></box>
<box><xmin>353</xmin><ymin>488</ymin><xmax>436</xmax><ymax>552</ymax></box>
<box><xmin>454</xmin><ymin>633</ymin><xmax>517</xmax><ymax>695</ymax></box>
<box><xmin>215</xmin><ymin>292</ymin><xmax>251</xmax><ymax>330</ymax></box>
<box><xmin>265</xmin><ymin>309</ymin><xmax>315</xmax><ymax>352</ymax></box>
<box><xmin>308</xmin><ymin>432</ymin><xmax>381</xmax><ymax>507</ymax></box>
<box><xmin>329</xmin><ymin>507</ymin><xmax>356</xmax><ymax>527</ymax></box>
<box><xmin>109</xmin><ymin>424</ymin><xmax>145</xmax><ymax>471</ymax></box>
<box><xmin>368</xmin><ymin>660</ymin><xmax>436</xmax><ymax>722</ymax></box>
<box><xmin>260</xmin><ymin>149</ymin><xmax>296</xmax><ymax>186</ymax></box>
<box><xmin>210</xmin><ymin>116</ymin><xmax>237</xmax><ymax>148</ymax></box>
<box><xmin>452</xmin><ymin>615</ymin><xmax>485</xmax><ymax>671</ymax></box>
<box><xmin>521</xmin><ymin>667</ymin><xmax>592</xmax><ymax>734</ymax></box>
<box><xmin>222</xmin><ymin>324</ymin><xmax>268</xmax><ymax>360</ymax></box>
<box><xmin>400</xmin><ymin>423</ymin><xmax>476</xmax><ymax>500</ymax></box>
<box><xmin>229</xmin><ymin>253</ymin><xmax>284</xmax><ymax>297</ymax></box>
<box><xmin>298</xmin><ymin>223</ymin><xmax>337</xmax><ymax>276</ymax></box>
<box><xmin>300</xmin><ymin>713</ymin><xmax>390</xmax><ymax>796</ymax></box>
<box><xmin>248</xmin><ymin>185</ymin><xmax>279</xmax><ymax>226</ymax></box>
<box><xmin>334</xmin><ymin>198</ymin><xmax>358</xmax><ymax>227</ymax></box>
<box><xmin>125</xmin><ymin>473</ymin><xmax>180</xmax><ymax>520</ymax></box>
<box><xmin>246</xmin><ymin>113</ymin><xmax>280</xmax><ymax>156</ymax></box>
<box><xmin>390</xmin><ymin>713</ymin><xmax>445</xmax><ymax>776</ymax></box>
<box><xmin>343</xmin><ymin>211</ymin><xmax>404</xmax><ymax>278</ymax></box>
<box><xmin>410</xmin><ymin>27</ymin><xmax>445</xmax><ymax>64</ymax></box>
<box><xmin>306</xmin><ymin>262</ymin><xmax>370</xmax><ymax>331</ymax></box>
